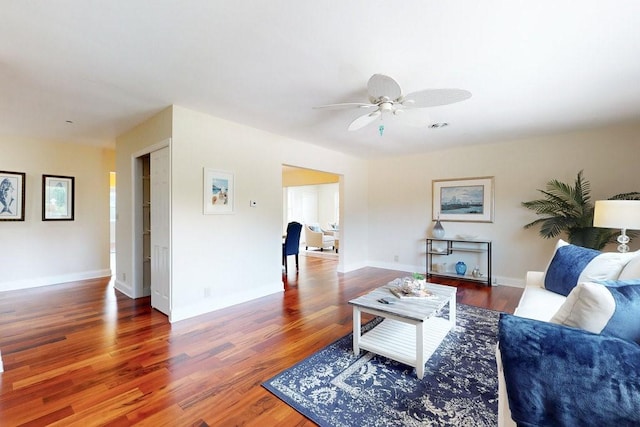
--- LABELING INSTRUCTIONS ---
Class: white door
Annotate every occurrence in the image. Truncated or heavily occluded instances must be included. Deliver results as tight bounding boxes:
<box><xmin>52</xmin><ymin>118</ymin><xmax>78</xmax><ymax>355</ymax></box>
<box><xmin>150</xmin><ymin>147</ymin><xmax>171</xmax><ymax>315</ymax></box>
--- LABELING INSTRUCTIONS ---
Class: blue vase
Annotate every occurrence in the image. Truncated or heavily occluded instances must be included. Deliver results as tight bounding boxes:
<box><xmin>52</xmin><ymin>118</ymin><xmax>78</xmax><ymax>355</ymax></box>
<box><xmin>455</xmin><ymin>261</ymin><xmax>467</xmax><ymax>276</ymax></box>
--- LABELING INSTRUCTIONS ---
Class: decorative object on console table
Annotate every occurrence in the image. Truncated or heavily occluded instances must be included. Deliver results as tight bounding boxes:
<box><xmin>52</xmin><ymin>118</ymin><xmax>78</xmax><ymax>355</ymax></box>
<box><xmin>432</xmin><ymin>215</ymin><xmax>445</xmax><ymax>238</ymax></box>
<box><xmin>593</xmin><ymin>200</ymin><xmax>640</xmax><ymax>253</ymax></box>
<box><xmin>472</xmin><ymin>266</ymin><xmax>481</xmax><ymax>278</ymax></box>
<box><xmin>455</xmin><ymin>261</ymin><xmax>467</xmax><ymax>275</ymax></box>
<box><xmin>426</xmin><ymin>237</ymin><xmax>492</xmax><ymax>286</ymax></box>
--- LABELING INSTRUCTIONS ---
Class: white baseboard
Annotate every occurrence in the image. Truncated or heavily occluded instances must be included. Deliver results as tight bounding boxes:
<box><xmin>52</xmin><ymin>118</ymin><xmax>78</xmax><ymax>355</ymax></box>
<box><xmin>169</xmin><ymin>282</ymin><xmax>284</xmax><ymax>323</ymax></box>
<box><xmin>113</xmin><ymin>279</ymin><xmax>134</xmax><ymax>298</ymax></box>
<box><xmin>0</xmin><ymin>269</ymin><xmax>112</xmax><ymax>293</ymax></box>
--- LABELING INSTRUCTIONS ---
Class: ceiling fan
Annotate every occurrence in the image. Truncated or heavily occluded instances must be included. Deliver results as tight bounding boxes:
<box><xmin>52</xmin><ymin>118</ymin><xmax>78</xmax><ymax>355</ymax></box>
<box><xmin>314</xmin><ymin>74</ymin><xmax>471</xmax><ymax>132</ymax></box>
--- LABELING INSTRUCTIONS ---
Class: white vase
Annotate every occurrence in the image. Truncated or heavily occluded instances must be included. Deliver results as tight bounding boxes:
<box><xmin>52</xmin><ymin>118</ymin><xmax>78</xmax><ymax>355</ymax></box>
<box><xmin>433</xmin><ymin>219</ymin><xmax>445</xmax><ymax>238</ymax></box>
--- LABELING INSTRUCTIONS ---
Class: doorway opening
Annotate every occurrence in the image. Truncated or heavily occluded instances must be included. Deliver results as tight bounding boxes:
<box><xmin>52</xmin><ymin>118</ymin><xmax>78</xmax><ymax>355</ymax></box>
<box><xmin>282</xmin><ymin>165</ymin><xmax>342</xmax><ymax>264</ymax></box>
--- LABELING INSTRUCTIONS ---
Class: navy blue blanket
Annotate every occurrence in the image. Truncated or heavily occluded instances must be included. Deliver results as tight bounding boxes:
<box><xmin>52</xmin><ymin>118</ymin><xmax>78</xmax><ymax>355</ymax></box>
<box><xmin>498</xmin><ymin>314</ymin><xmax>640</xmax><ymax>427</ymax></box>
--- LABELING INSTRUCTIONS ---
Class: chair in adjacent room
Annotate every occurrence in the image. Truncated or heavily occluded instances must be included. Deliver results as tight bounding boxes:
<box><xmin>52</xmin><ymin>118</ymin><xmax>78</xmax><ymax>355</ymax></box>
<box><xmin>304</xmin><ymin>224</ymin><xmax>335</xmax><ymax>252</ymax></box>
<box><xmin>282</xmin><ymin>221</ymin><xmax>303</xmax><ymax>274</ymax></box>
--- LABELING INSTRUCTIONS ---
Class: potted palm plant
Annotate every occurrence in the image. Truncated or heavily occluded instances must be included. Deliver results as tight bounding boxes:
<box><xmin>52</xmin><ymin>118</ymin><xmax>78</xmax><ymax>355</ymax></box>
<box><xmin>522</xmin><ymin>171</ymin><xmax>640</xmax><ymax>250</ymax></box>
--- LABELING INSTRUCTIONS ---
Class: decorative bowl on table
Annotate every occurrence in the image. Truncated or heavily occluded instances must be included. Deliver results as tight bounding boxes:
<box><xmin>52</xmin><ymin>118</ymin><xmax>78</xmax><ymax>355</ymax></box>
<box><xmin>389</xmin><ymin>277</ymin><xmax>434</xmax><ymax>299</ymax></box>
<box><xmin>457</xmin><ymin>234</ymin><xmax>478</xmax><ymax>240</ymax></box>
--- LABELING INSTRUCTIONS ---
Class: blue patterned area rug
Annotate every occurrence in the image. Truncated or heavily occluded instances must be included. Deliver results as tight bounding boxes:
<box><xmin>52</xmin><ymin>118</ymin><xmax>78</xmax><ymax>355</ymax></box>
<box><xmin>263</xmin><ymin>304</ymin><xmax>501</xmax><ymax>427</ymax></box>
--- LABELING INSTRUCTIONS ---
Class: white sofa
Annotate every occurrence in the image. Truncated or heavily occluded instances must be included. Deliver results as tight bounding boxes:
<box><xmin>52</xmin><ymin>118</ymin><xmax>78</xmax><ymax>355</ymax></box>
<box><xmin>497</xmin><ymin>246</ymin><xmax>640</xmax><ymax>426</ymax></box>
<box><xmin>497</xmin><ymin>271</ymin><xmax>566</xmax><ymax>427</ymax></box>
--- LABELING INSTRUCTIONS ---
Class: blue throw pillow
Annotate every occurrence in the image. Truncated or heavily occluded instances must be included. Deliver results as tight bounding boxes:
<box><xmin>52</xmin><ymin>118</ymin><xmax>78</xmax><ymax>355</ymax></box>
<box><xmin>598</xmin><ymin>278</ymin><xmax>640</xmax><ymax>287</ymax></box>
<box><xmin>545</xmin><ymin>243</ymin><xmax>599</xmax><ymax>295</ymax></box>
<box><xmin>600</xmin><ymin>280</ymin><xmax>640</xmax><ymax>344</ymax></box>
<box><xmin>544</xmin><ymin>240</ymin><xmax>636</xmax><ymax>296</ymax></box>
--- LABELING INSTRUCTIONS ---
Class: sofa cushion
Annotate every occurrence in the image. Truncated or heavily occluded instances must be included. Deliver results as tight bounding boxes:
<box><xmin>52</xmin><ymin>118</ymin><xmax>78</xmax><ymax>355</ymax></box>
<box><xmin>551</xmin><ymin>280</ymin><xmax>640</xmax><ymax>344</ymax></box>
<box><xmin>543</xmin><ymin>239</ymin><xmax>635</xmax><ymax>296</ymax></box>
<box><xmin>619</xmin><ymin>254</ymin><xmax>640</xmax><ymax>280</ymax></box>
<box><xmin>498</xmin><ymin>314</ymin><xmax>640</xmax><ymax>427</ymax></box>
<box><xmin>514</xmin><ymin>284</ymin><xmax>567</xmax><ymax>322</ymax></box>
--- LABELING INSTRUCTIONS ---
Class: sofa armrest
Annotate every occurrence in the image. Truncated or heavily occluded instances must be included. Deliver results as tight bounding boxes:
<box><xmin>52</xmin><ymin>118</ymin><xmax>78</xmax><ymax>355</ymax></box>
<box><xmin>525</xmin><ymin>270</ymin><xmax>544</xmax><ymax>288</ymax></box>
<box><xmin>496</xmin><ymin>346</ymin><xmax>517</xmax><ymax>427</ymax></box>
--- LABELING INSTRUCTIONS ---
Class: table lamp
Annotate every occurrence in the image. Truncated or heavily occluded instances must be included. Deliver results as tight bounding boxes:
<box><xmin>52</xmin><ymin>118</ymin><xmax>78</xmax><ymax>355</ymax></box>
<box><xmin>593</xmin><ymin>200</ymin><xmax>640</xmax><ymax>252</ymax></box>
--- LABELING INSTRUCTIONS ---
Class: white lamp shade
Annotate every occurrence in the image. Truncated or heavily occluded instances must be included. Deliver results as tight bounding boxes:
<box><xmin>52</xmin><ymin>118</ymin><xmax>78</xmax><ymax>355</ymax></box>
<box><xmin>593</xmin><ymin>200</ymin><xmax>640</xmax><ymax>230</ymax></box>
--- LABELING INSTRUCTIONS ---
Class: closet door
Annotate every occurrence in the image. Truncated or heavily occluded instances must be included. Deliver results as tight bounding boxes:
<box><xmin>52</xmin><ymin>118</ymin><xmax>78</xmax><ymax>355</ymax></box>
<box><xmin>150</xmin><ymin>146</ymin><xmax>171</xmax><ymax>315</ymax></box>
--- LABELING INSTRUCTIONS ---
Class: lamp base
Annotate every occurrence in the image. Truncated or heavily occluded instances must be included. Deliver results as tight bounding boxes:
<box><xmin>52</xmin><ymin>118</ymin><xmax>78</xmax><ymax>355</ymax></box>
<box><xmin>617</xmin><ymin>230</ymin><xmax>630</xmax><ymax>253</ymax></box>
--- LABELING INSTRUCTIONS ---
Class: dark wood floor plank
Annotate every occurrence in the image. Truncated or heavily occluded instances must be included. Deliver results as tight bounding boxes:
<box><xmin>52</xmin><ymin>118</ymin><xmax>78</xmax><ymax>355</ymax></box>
<box><xmin>0</xmin><ymin>255</ymin><xmax>522</xmax><ymax>426</ymax></box>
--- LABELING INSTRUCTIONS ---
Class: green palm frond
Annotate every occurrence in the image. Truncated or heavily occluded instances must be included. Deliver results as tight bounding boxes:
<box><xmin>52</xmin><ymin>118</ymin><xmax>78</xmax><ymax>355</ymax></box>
<box><xmin>522</xmin><ymin>171</ymin><xmax>639</xmax><ymax>249</ymax></box>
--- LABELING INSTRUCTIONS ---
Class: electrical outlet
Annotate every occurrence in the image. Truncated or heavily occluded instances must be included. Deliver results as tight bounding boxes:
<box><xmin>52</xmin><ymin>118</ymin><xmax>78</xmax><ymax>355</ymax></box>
<box><xmin>122</xmin><ymin>272</ymin><xmax>126</xmax><ymax>281</ymax></box>
<box><xmin>204</xmin><ymin>287</ymin><xmax>211</xmax><ymax>298</ymax></box>
<box><xmin>394</xmin><ymin>255</ymin><xmax>399</xmax><ymax>262</ymax></box>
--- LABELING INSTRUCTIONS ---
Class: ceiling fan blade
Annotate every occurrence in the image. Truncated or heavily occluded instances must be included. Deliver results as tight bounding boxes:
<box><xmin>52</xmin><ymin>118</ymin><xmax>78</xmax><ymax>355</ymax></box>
<box><xmin>348</xmin><ymin>110</ymin><xmax>381</xmax><ymax>131</ymax></box>
<box><xmin>402</xmin><ymin>89</ymin><xmax>472</xmax><ymax>108</ymax></box>
<box><xmin>313</xmin><ymin>102</ymin><xmax>376</xmax><ymax>110</ymax></box>
<box><xmin>367</xmin><ymin>74</ymin><xmax>402</xmax><ymax>102</ymax></box>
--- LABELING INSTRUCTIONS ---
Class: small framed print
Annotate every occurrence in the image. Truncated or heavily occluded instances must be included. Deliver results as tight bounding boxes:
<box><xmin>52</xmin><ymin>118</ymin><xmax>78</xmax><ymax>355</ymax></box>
<box><xmin>433</xmin><ymin>176</ymin><xmax>494</xmax><ymax>223</ymax></box>
<box><xmin>203</xmin><ymin>168</ymin><xmax>234</xmax><ymax>214</ymax></box>
<box><xmin>0</xmin><ymin>170</ymin><xmax>26</xmax><ymax>221</ymax></box>
<box><xmin>43</xmin><ymin>175</ymin><xmax>75</xmax><ymax>221</ymax></box>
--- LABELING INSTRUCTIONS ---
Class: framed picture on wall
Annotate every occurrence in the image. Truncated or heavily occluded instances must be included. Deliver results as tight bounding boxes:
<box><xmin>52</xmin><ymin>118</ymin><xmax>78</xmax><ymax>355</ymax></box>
<box><xmin>203</xmin><ymin>168</ymin><xmax>234</xmax><ymax>214</ymax></box>
<box><xmin>432</xmin><ymin>176</ymin><xmax>494</xmax><ymax>223</ymax></box>
<box><xmin>42</xmin><ymin>175</ymin><xmax>75</xmax><ymax>221</ymax></box>
<box><xmin>0</xmin><ymin>170</ymin><xmax>26</xmax><ymax>221</ymax></box>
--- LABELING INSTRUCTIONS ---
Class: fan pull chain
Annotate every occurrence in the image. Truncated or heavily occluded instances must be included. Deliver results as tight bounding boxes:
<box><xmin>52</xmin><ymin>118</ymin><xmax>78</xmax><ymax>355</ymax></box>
<box><xmin>379</xmin><ymin>124</ymin><xmax>384</xmax><ymax>136</ymax></box>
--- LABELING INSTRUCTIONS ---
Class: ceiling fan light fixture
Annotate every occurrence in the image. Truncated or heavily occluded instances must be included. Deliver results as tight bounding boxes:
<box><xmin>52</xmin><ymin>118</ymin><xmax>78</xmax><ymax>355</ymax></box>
<box><xmin>314</xmin><ymin>74</ymin><xmax>470</xmax><ymax>133</ymax></box>
<box><xmin>379</xmin><ymin>102</ymin><xmax>394</xmax><ymax>113</ymax></box>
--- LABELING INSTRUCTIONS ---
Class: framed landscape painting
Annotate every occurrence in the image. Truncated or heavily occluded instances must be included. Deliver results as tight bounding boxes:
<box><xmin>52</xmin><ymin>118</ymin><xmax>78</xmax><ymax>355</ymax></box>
<box><xmin>432</xmin><ymin>176</ymin><xmax>494</xmax><ymax>223</ymax></box>
<box><xmin>42</xmin><ymin>175</ymin><xmax>75</xmax><ymax>221</ymax></box>
<box><xmin>203</xmin><ymin>168</ymin><xmax>234</xmax><ymax>214</ymax></box>
<box><xmin>0</xmin><ymin>170</ymin><xmax>26</xmax><ymax>221</ymax></box>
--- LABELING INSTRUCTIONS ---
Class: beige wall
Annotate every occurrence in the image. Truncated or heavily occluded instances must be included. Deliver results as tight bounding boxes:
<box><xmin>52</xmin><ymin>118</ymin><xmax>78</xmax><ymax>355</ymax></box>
<box><xmin>0</xmin><ymin>137</ymin><xmax>114</xmax><ymax>291</ymax></box>
<box><xmin>367</xmin><ymin>122</ymin><xmax>640</xmax><ymax>285</ymax></box>
<box><xmin>115</xmin><ymin>105</ymin><xmax>368</xmax><ymax>322</ymax></box>
<box><xmin>114</xmin><ymin>106</ymin><xmax>173</xmax><ymax>298</ymax></box>
<box><xmin>8</xmin><ymin>106</ymin><xmax>639</xmax><ymax>318</ymax></box>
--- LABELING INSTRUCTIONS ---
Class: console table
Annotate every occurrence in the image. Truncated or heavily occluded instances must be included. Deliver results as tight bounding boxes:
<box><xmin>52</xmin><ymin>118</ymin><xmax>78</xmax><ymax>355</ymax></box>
<box><xmin>426</xmin><ymin>238</ymin><xmax>492</xmax><ymax>286</ymax></box>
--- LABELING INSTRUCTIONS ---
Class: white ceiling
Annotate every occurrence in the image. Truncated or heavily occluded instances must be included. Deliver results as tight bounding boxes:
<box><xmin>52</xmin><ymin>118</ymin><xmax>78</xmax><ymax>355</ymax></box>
<box><xmin>2</xmin><ymin>1</ymin><xmax>640</xmax><ymax>158</ymax></box>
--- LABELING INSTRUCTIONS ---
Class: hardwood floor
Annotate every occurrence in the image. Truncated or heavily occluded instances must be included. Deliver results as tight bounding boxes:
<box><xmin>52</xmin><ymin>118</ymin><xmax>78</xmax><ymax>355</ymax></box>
<box><xmin>0</xmin><ymin>255</ymin><xmax>522</xmax><ymax>427</ymax></box>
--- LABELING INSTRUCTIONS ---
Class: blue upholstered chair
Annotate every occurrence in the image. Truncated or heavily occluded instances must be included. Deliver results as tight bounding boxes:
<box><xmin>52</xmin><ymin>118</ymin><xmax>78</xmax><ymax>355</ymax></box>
<box><xmin>283</xmin><ymin>221</ymin><xmax>302</xmax><ymax>274</ymax></box>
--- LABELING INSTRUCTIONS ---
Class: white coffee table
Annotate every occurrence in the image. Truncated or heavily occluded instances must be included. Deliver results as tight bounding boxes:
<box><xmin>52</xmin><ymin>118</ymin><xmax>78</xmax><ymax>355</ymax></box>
<box><xmin>349</xmin><ymin>281</ymin><xmax>457</xmax><ymax>379</ymax></box>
